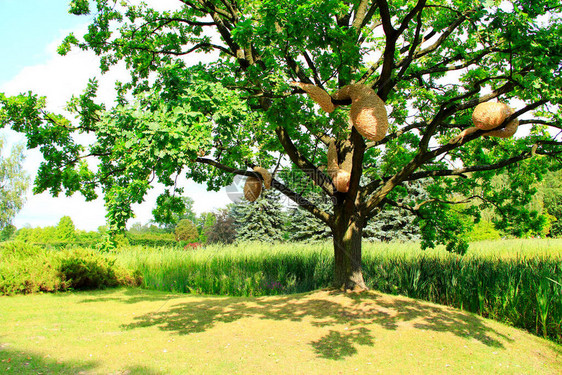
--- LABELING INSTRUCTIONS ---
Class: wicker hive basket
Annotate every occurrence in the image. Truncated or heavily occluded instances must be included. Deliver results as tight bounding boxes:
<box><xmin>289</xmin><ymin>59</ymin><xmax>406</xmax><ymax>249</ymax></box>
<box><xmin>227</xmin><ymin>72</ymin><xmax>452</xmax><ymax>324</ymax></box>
<box><xmin>326</xmin><ymin>139</ymin><xmax>351</xmax><ymax>193</ymax></box>
<box><xmin>450</xmin><ymin>101</ymin><xmax>519</xmax><ymax>143</ymax></box>
<box><xmin>333</xmin><ymin>169</ymin><xmax>351</xmax><ymax>193</ymax></box>
<box><xmin>472</xmin><ymin>102</ymin><xmax>514</xmax><ymax>130</ymax></box>
<box><xmin>253</xmin><ymin>166</ymin><xmax>272</xmax><ymax>189</ymax></box>
<box><xmin>334</xmin><ymin>84</ymin><xmax>388</xmax><ymax>141</ymax></box>
<box><xmin>292</xmin><ymin>82</ymin><xmax>335</xmax><ymax>113</ymax></box>
<box><xmin>244</xmin><ymin>176</ymin><xmax>262</xmax><ymax>202</ymax></box>
<box><xmin>327</xmin><ymin>140</ymin><xmax>339</xmax><ymax>178</ymax></box>
<box><xmin>484</xmin><ymin>117</ymin><xmax>519</xmax><ymax>138</ymax></box>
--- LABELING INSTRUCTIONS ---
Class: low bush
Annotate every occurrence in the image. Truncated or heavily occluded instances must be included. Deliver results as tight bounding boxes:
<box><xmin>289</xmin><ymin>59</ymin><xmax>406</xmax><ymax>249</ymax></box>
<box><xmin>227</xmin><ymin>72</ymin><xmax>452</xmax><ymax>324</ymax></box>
<box><xmin>58</xmin><ymin>248</ymin><xmax>141</xmax><ymax>290</ymax></box>
<box><xmin>126</xmin><ymin>233</ymin><xmax>177</xmax><ymax>247</ymax></box>
<box><xmin>0</xmin><ymin>242</ymin><xmax>141</xmax><ymax>295</ymax></box>
<box><xmin>0</xmin><ymin>242</ymin><xmax>65</xmax><ymax>294</ymax></box>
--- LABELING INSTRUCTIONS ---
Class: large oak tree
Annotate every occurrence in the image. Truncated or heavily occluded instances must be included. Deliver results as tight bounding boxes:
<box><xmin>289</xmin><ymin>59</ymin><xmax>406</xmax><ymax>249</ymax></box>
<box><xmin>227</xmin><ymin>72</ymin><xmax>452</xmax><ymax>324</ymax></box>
<box><xmin>1</xmin><ymin>0</ymin><xmax>562</xmax><ymax>289</ymax></box>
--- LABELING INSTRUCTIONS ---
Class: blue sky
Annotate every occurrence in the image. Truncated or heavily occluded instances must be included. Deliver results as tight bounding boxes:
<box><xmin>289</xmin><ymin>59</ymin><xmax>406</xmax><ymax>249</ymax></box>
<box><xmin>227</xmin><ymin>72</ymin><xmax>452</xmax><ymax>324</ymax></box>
<box><xmin>0</xmin><ymin>1</ymin><xmax>234</xmax><ymax>230</ymax></box>
<box><xmin>0</xmin><ymin>0</ymin><xmax>87</xmax><ymax>86</ymax></box>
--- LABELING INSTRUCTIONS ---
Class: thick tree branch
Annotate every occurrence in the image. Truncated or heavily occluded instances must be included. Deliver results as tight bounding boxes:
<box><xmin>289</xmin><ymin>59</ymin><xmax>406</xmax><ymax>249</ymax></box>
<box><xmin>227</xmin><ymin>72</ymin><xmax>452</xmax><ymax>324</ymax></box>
<box><xmin>195</xmin><ymin>157</ymin><xmax>333</xmax><ymax>225</ymax></box>
<box><xmin>275</xmin><ymin>126</ymin><xmax>335</xmax><ymax>195</ymax></box>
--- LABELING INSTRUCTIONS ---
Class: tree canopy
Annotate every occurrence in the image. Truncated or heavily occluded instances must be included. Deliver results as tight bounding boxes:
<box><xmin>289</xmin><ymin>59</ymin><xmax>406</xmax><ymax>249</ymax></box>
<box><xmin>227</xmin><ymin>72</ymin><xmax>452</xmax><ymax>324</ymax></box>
<box><xmin>1</xmin><ymin>0</ymin><xmax>561</xmax><ymax>288</ymax></box>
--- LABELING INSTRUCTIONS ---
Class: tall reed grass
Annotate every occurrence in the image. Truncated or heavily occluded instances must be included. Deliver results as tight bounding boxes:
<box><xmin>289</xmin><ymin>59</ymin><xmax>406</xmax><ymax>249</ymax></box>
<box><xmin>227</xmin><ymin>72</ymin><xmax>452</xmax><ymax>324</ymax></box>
<box><xmin>115</xmin><ymin>239</ymin><xmax>562</xmax><ymax>343</ymax></box>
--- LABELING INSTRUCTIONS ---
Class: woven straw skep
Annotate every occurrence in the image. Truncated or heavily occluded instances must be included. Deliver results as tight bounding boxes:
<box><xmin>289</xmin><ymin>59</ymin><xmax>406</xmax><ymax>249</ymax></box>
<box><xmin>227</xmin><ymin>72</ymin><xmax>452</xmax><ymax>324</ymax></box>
<box><xmin>291</xmin><ymin>82</ymin><xmax>336</xmax><ymax>113</ymax></box>
<box><xmin>332</xmin><ymin>169</ymin><xmax>351</xmax><ymax>193</ymax></box>
<box><xmin>334</xmin><ymin>84</ymin><xmax>388</xmax><ymax>141</ymax></box>
<box><xmin>450</xmin><ymin>101</ymin><xmax>519</xmax><ymax>143</ymax></box>
<box><xmin>484</xmin><ymin>117</ymin><xmax>519</xmax><ymax>138</ymax></box>
<box><xmin>291</xmin><ymin>82</ymin><xmax>389</xmax><ymax>141</ymax></box>
<box><xmin>327</xmin><ymin>140</ymin><xmax>339</xmax><ymax>178</ymax></box>
<box><xmin>472</xmin><ymin>102</ymin><xmax>514</xmax><ymax>130</ymax></box>
<box><xmin>253</xmin><ymin>166</ymin><xmax>272</xmax><ymax>189</ymax></box>
<box><xmin>244</xmin><ymin>176</ymin><xmax>262</xmax><ymax>202</ymax></box>
<box><xmin>326</xmin><ymin>139</ymin><xmax>350</xmax><ymax>193</ymax></box>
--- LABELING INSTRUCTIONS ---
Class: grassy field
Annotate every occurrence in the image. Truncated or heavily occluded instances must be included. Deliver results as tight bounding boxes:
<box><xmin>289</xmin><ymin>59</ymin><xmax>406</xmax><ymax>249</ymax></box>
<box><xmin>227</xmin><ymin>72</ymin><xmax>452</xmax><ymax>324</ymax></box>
<box><xmin>112</xmin><ymin>239</ymin><xmax>562</xmax><ymax>343</ymax></box>
<box><xmin>2</xmin><ymin>239</ymin><xmax>562</xmax><ymax>345</ymax></box>
<box><xmin>1</xmin><ymin>288</ymin><xmax>560</xmax><ymax>374</ymax></box>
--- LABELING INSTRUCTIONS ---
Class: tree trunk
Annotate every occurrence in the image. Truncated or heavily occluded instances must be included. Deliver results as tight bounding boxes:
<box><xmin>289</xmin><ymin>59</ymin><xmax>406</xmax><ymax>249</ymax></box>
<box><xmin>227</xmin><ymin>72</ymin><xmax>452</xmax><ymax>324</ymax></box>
<box><xmin>332</xmin><ymin>210</ymin><xmax>367</xmax><ymax>291</ymax></box>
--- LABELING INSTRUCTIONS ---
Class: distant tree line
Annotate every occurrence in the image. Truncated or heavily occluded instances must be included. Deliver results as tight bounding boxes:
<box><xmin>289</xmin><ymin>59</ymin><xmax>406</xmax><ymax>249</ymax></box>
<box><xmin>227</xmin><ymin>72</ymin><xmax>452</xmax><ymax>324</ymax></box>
<box><xmin>3</xmin><ymin>169</ymin><xmax>561</xmax><ymax>247</ymax></box>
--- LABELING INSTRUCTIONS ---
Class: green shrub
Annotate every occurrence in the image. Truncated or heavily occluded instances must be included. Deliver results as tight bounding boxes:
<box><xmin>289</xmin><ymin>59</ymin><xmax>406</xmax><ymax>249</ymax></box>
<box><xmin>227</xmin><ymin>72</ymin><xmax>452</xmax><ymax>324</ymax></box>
<box><xmin>58</xmin><ymin>249</ymin><xmax>142</xmax><ymax>290</ymax></box>
<box><xmin>0</xmin><ymin>241</ymin><xmax>65</xmax><ymax>294</ymax></box>
<box><xmin>466</xmin><ymin>220</ymin><xmax>502</xmax><ymax>242</ymax></box>
<box><xmin>127</xmin><ymin>232</ymin><xmax>177</xmax><ymax>247</ymax></box>
<box><xmin>0</xmin><ymin>242</ymin><xmax>141</xmax><ymax>295</ymax></box>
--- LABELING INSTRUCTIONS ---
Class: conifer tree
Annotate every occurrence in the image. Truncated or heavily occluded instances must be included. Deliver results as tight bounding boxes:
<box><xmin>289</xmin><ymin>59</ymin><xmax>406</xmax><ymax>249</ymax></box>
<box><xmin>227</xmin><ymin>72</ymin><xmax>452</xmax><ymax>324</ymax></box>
<box><xmin>232</xmin><ymin>190</ymin><xmax>285</xmax><ymax>243</ymax></box>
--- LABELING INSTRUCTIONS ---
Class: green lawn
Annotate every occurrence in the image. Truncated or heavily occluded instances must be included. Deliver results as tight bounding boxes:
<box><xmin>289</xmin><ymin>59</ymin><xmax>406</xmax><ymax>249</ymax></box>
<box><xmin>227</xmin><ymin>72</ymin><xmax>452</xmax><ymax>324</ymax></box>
<box><xmin>1</xmin><ymin>288</ymin><xmax>560</xmax><ymax>374</ymax></box>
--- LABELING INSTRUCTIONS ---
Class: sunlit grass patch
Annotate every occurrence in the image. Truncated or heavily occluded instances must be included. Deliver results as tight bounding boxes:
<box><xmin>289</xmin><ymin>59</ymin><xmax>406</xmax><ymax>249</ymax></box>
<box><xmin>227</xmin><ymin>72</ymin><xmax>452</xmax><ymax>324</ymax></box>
<box><xmin>0</xmin><ymin>288</ymin><xmax>560</xmax><ymax>374</ymax></box>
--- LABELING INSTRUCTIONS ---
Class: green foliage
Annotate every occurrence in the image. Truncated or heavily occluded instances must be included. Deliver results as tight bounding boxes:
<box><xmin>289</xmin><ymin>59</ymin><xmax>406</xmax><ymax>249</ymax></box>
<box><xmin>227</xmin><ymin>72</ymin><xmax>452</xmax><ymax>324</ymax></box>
<box><xmin>285</xmin><ymin>193</ymin><xmax>332</xmax><ymax>242</ymax></box>
<box><xmin>540</xmin><ymin>169</ymin><xmax>562</xmax><ymax>237</ymax></box>
<box><xmin>126</xmin><ymin>232</ymin><xmax>176</xmax><ymax>247</ymax></box>
<box><xmin>153</xmin><ymin>195</ymin><xmax>196</xmax><ymax>230</ymax></box>
<box><xmin>1</xmin><ymin>0</ymin><xmax>562</xmax><ymax>284</ymax></box>
<box><xmin>206</xmin><ymin>209</ymin><xmax>236</xmax><ymax>245</ymax></box>
<box><xmin>0</xmin><ymin>241</ymin><xmax>65</xmax><ymax>294</ymax></box>
<box><xmin>466</xmin><ymin>220</ymin><xmax>502</xmax><ymax>242</ymax></box>
<box><xmin>174</xmin><ymin>219</ymin><xmax>199</xmax><ymax>243</ymax></box>
<box><xmin>14</xmin><ymin>222</ymin><xmax>104</xmax><ymax>248</ymax></box>
<box><xmin>0</xmin><ymin>137</ymin><xmax>29</xmax><ymax>229</ymax></box>
<box><xmin>0</xmin><ymin>224</ymin><xmax>16</xmax><ymax>241</ymax></box>
<box><xmin>197</xmin><ymin>212</ymin><xmax>216</xmax><ymax>243</ymax></box>
<box><xmin>55</xmin><ymin>215</ymin><xmax>77</xmax><ymax>242</ymax></box>
<box><xmin>0</xmin><ymin>242</ymin><xmax>140</xmax><ymax>294</ymax></box>
<box><xmin>58</xmin><ymin>248</ymin><xmax>140</xmax><ymax>290</ymax></box>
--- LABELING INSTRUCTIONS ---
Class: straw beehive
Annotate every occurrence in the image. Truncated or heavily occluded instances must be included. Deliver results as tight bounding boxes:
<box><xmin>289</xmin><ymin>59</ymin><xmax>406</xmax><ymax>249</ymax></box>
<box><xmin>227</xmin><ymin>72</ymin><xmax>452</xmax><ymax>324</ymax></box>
<box><xmin>327</xmin><ymin>140</ymin><xmax>339</xmax><ymax>177</ymax></box>
<box><xmin>333</xmin><ymin>169</ymin><xmax>351</xmax><ymax>193</ymax></box>
<box><xmin>472</xmin><ymin>102</ymin><xmax>514</xmax><ymax>130</ymax></box>
<box><xmin>334</xmin><ymin>84</ymin><xmax>388</xmax><ymax>142</ymax></box>
<box><xmin>291</xmin><ymin>82</ymin><xmax>336</xmax><ymax>113</ymax></box>
<box><xmin>253</xmin><ymin>166</ymin><xmax>272</xmax><ymax>189</ymax></box>
<box><xmin>244</xmin><ymin>176</ymin><xmax>262</xmax><ymax>202</ymax></box>
<box><xmin>326</xmin><ymin>139</ymin><xmax>351</xmax><ymax>193</ymax></box>
<box><xmin>292</xmin><ymin>82</ymin><xmax>388</xmax><ymax>141</ymax></box>
<box><xmin>450</xmin><ymin>101</ymin><xmax>519</xmax><ymax>143</ymax></box>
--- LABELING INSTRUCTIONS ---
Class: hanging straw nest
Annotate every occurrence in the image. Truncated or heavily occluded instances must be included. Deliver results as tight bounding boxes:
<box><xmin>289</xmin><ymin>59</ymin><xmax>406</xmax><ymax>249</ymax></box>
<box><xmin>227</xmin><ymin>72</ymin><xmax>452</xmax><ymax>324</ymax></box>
<box><xmin>291</xmin><ymin>82</ymin><xmax>336</xmax><ymax>113</ymax></box>
<box><xmin>450</xmin><ymin>101</ymin><xmax>519</xmax><ymax>143</ymax></box>
<box><xmin>474</xmin><ymin>102</ymin><xmax>519</xmax><ymax>138</ymax></box>
<box><xmin>334</xmin><ymin>84</ymin><xmax>388</xmax><ymax>142</ymax></box>
<box><xmin>291</xmin><ymin>82</ymin><xmax>388</xmax><ymax>141</ymax></box>
<box><xmin>244</xmin><ymin>176</ymin><xmax>262</xmax><ymax>202</ymax></box>
<box><xmin>472</xmin><ymin>102</ymin><xmax>514</xmax><ymax>130</ymax></box>
<box><xmin>332</xmin><ymin>169</ymin><xmax>351</xmax><ymax>193</ymax></box>
<box><xmin>326</xmin><ymin>139</ymin><xmax>351</xmax><ymax>193</ymax></box>
<box><xmin>253</xmin><ymin>166</ymin><xmax>272</xmax><ymax>189</ymax></box>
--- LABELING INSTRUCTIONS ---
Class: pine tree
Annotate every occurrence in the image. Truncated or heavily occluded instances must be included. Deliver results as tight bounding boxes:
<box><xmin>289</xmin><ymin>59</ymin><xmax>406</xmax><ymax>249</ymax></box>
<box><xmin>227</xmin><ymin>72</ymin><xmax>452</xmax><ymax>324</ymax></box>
<box><xmin>231</xmin><ymin>190</ymin><xmax>285</xmax><ymax>243</ymax></box>
<box><xmin>363</xmin><ymin>181</ymin><xmax>428</xmax><ymax>242</ymax></box>
<box><xmin>286</xmin><ymin>193</ymin><xmax>333</xmax><ymax>242</ymax></box>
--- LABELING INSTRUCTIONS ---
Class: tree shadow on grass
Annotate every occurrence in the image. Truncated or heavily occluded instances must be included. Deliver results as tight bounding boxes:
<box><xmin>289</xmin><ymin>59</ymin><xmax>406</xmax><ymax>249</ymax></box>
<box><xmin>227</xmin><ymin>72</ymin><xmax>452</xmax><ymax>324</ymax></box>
<box><xmin>120</xmin><ymin>289</ymin><xmax>513</xmax><ymax>360</ymax></box>
<box><xmin>0</xmin><ymin>345</ymin><xmax>157</xmax><ymax>374</ymax></box>
<box><xmin>77</xmin><ymin>287</ymin><xmax>177</xmax><ymax>304</ymax></box>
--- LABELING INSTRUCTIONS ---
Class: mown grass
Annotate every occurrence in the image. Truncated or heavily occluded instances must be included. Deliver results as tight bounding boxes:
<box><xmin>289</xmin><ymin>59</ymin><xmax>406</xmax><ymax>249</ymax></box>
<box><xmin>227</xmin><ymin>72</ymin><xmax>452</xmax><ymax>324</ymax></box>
<box><xmin>115</xmin><ymin>239</ymin><xmax>562</xmax><ymax>343</ymax></box>
<box><xmin>1</xmin><ymin>288</ymin><xmax>560</xmax><ymax>374</ymax></box>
